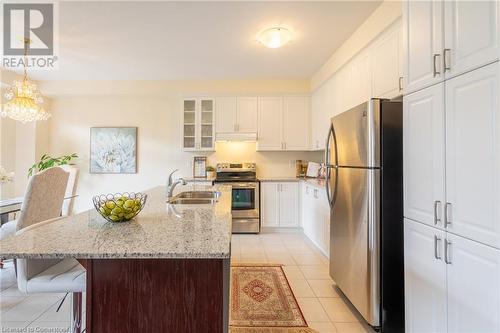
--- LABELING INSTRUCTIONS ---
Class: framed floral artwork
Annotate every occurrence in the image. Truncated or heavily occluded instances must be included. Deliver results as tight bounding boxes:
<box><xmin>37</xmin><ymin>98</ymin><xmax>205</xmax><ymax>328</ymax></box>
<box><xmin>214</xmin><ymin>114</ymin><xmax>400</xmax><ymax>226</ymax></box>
<box><xmin>90</xmin><ymin>127</ymin><xmax>137</xmax><ymax>174</ymax></box>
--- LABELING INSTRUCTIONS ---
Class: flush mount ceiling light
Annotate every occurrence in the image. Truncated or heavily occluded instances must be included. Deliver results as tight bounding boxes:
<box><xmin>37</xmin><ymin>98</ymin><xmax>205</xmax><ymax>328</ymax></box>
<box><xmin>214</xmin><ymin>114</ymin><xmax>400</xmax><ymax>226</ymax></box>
<box><xmin>257</xmin><ymin>27</ymin><xmax>292</xmax><ymax>49</ymax></box>
<box><xmin>1</xmin><ymin>38</ymin><xmax>50</xmax><ymax>124</ymax></box>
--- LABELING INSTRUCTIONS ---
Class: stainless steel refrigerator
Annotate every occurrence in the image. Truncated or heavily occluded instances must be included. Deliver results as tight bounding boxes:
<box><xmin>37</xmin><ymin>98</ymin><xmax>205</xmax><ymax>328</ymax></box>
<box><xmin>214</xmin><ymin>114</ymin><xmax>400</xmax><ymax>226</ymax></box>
<box><xmin>324</xmin><ymin>99</ymin><xmax>404</xmax><ymax>333</ymax></box>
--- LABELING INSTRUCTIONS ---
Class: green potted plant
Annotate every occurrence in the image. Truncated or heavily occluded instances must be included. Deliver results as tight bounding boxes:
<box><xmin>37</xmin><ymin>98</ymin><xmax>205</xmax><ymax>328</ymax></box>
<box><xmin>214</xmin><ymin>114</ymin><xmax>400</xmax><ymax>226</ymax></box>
<box><xmin>28</xmin><ymin>153</ymin><xmax>78</xmax><ymax>177</ymax></box>
<box><xmin>206</xmin><ymin>166</ymin><xmax>216</xmax><ymax>180</ymax></box>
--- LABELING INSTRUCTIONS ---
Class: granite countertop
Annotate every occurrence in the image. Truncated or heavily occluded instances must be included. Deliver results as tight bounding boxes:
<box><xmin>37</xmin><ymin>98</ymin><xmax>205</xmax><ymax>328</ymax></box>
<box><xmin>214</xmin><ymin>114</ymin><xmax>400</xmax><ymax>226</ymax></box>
<box><xmin>0</xmin><ymin>185</ymin><xmax>232</xmax><ymax>259</ymax></box>
<box><xmin>259</xmin><ymin>177</ymin><xmax>326</xmax><ymax>189</ymax></box>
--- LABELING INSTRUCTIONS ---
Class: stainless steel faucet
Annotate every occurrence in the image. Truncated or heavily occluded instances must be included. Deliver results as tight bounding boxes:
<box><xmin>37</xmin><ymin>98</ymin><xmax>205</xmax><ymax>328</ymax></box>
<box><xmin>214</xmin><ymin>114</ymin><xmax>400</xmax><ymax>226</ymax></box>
<box><xmin>167</xmin><ymin>169</ymin><xmax>187</xmax><ymax>198</ymax></box>
<box><xmin>167</xmin><ymin>169</ymin><xmax>179</xmax><ymax>188</ymax></box>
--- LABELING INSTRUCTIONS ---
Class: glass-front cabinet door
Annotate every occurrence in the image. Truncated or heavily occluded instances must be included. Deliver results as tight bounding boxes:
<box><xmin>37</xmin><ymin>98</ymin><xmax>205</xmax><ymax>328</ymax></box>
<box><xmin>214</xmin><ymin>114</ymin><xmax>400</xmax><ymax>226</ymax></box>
<box><xmin>183</xmin><ymin>99</ymin><xmax>196</xmax><ymax>149</ymax></box>
<box><xmin>182</xmin><ymin>98</ymin><xmax>215</xmax><ymax>151</ymax></box>
<box><xmin>200</xmin><ymin>99</ymin><xmax>214</xmax><ymax>149</ymax></box>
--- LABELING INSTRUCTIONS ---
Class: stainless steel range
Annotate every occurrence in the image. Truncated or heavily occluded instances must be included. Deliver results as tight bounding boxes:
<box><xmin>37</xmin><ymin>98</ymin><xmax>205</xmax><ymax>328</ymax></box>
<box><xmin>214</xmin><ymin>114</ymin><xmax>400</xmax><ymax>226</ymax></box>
<box><xmin>213</xmin><ymin>163</ymin><xmax>260</xmax><ymax>233</ymax></box>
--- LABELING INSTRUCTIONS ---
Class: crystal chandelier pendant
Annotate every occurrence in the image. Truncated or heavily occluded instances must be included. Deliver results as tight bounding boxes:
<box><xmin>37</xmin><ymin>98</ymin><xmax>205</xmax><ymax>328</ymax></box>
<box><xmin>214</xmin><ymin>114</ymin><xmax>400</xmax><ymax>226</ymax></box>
<box><xmin>1</xmin><ymin>39</ymin><xmax>50</xmax><ymax>123</ymax></box>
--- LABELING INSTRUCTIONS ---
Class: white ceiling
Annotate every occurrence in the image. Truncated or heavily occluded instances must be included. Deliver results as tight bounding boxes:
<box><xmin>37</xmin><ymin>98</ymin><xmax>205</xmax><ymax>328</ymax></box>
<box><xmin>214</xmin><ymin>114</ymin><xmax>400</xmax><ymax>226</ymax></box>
<box><xmin>10</xmin><ymin>1</ymin><xmax>382</xmax><ymax>81</ymax></box>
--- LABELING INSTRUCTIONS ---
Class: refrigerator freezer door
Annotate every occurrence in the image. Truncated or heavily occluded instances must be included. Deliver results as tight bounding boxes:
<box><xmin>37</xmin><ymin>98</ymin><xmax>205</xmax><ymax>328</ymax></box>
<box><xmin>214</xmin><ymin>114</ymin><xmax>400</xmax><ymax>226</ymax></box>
<box><xmin>330</xmin><ymin>100</ymin><xmax>381</xmax><ymax>168</ymax></box>
<box><xmin>329</xmin><ymin>167</ymin><xmax>380</xmax><ymax>326</ymax></box>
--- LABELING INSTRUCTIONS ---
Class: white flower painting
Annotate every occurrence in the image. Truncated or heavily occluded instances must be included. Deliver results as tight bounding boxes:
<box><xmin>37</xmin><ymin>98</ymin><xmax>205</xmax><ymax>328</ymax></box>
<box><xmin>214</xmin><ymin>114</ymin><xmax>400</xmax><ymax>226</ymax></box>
<box><xmin>90</xmin><ymin>127</ymin><xmax>137</xmax><ymax>174</ymax></box>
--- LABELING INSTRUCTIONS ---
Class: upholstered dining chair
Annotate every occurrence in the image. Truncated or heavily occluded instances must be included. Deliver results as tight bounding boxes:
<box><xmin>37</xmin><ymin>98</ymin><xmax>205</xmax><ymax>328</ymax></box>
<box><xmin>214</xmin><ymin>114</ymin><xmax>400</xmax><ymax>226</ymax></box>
<box><xmin>7</xmin><ymin>167</ymin><xmax>86</xmax><ymax>333</ymax></box>
<box><xmin>59</xmin><ymin>165</ymin><xmax>80</xmax><ymax>216</ymax></box>
<box><xmin>0</xmin><ymin>165</ymin><xmax>79</xmax><ymax>240</ymax></box>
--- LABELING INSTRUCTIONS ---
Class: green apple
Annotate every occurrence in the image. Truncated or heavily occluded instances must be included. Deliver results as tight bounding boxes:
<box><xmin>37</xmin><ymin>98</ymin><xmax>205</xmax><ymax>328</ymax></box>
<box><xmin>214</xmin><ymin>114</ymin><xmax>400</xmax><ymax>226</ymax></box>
<box><xmin>105</xmin><ymin>201</ymin><xmax>116</xmax><ymax>210</ymax></box>
<box><xmin>111</xmin><ymin>207</ymin><xmax>123</xmax><ymax>215</ymax></box>
<box><xmin>109</xmin><ymin>214</ymin><xmax>120</xmax><ymax>222</ymax></box>
<box><xmin>124</xmin><ymin>199</ymin><xmax>135</xmax><ymax>209</ymax></box>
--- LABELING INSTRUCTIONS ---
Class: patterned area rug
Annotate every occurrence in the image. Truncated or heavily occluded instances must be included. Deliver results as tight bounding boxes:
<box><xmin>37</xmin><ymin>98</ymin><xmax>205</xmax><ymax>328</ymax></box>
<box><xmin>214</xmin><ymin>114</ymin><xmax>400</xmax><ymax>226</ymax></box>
<box><xmin>230</xmin><ymin>264</ymin><xmax>317</xmax><ymax>333</ymax></box>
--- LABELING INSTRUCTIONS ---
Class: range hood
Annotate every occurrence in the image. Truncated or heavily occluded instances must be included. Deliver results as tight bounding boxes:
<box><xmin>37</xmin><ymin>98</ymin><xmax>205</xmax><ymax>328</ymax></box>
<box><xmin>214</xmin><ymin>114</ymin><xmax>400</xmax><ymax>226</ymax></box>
<box><xmin>215</xmin><ymin>132</ymin><xmax>258</xmax><ymax>142</ymax></box>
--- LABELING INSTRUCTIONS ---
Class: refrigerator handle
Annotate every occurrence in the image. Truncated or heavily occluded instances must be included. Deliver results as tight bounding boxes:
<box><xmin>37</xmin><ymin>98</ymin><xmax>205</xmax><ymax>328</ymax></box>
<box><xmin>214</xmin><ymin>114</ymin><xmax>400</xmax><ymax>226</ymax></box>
<box><xmin>324</xmin><ymin>123</ymin><xmax>338</xmax><ymax>209</ymax></box>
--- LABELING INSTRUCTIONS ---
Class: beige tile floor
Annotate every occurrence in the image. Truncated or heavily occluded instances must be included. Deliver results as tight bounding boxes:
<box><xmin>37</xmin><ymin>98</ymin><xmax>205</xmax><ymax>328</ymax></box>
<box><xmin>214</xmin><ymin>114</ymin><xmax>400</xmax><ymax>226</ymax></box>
<box><xmin>231</xmin><ymin>231</ymin><xmax>375</xmax><ymax>333</ymax></box>
<box><xmin>0</xmin><ymin>230</ymin><xmax>374</xmax><ymax>333</ymax></box>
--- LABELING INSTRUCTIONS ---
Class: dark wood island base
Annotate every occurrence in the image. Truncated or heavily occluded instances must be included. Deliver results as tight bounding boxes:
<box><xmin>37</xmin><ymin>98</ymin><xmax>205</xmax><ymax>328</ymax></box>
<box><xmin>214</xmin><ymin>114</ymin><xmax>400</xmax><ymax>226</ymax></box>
<box><xmin>81</xmin><ymin>258</ymin><xmax>230</xmax><ymax>333</ymax></box>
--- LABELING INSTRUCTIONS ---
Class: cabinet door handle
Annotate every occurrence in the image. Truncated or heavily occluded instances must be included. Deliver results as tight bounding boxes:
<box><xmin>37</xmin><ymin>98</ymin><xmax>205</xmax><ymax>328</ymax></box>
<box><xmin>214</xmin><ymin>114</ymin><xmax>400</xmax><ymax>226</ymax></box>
<box><xmin>444</xmin><ymin>202</ymin><xmax>452</xmax><ymax>227</ymax></box>
<box><xmin>434</xmin><ymin>235</ymin><xmax>442</xmax><ymax>260</ymax></box>
<box><xmin>314</xmin><ymin>189</ymin><xmax>318</xmax><ymax>199</ymax></box>
<box><xmin>434</xmin><ymin>200</ymin><xmax>442</xmax><ymax>226</ymax></box>
<box><xmin>234</xmin><ymin>124</ymin><xmax>237</xmax><ymax>132</ymax></box>
<box><xmin>398</xmin><ymin>76</ymin><xmax>403</xmax><ymax>92</ymax></box>
<box><xmin>444</xmin><ymin>240</ymin><xmax>452</xmax><ymax>264</ymax></box>
<box><xmin>433</xmin><ymin>54</ymin><xmax>441</xmax><ymax>77</ymax></box>
<box><xmin>283</xmin><ymin>142</ymin><xmax>287</xmax><ymax>150</ymax></box>
<box><xmin>443</xmin><ymin>49</ymin><xmax>451</xmax><ymax>71</ymax></box>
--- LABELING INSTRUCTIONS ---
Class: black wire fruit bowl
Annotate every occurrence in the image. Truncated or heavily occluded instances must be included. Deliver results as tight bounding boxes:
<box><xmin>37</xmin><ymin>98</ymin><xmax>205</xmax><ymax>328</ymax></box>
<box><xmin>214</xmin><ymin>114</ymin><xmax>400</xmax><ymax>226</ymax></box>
<box><xmin>93</xmin><ymin>192</ymin><xmax>147</xmax><ymax>222</ymax></box>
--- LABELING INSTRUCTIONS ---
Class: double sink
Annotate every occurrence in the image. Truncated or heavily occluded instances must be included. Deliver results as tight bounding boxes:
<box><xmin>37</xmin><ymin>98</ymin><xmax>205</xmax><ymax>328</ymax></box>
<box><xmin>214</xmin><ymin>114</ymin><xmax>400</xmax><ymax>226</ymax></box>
<box><xmin>168</xmin><ymin>191</ymin><xmax>221</xmax><ymax>205</ymax></box>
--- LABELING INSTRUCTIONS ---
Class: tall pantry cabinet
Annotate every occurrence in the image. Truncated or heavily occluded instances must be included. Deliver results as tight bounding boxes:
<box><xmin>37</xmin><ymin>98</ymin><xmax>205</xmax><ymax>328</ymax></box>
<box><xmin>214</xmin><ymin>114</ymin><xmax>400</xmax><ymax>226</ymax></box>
<box><xmin>403</xmin><ymin>1</ymin><xmax>500</xmax><ymax>332</ymax></box>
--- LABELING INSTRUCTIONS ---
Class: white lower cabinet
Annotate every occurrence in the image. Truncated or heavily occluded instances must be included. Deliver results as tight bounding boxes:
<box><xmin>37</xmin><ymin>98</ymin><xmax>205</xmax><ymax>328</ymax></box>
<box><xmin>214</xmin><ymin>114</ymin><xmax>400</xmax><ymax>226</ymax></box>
<box><xmin>405</xmin><ymin>218</ymin><xmax>500</xmax><ymax>333</ymax></box>
<box><xmin>404</xmin><ymin>219</ymin><xmax>447</xmax><ymax>333</ymax></box>
<box><xmin>261</xmin><ymin>182</ymin><xmax>299</xmax><ymax>228</ymax></box>
<box><xmin>301</xmin><ymin>183</ymin><xmax>330</xmax><ymax>257</ymax></box>
<box><xmin>446</xmin><ymin>232</ymin><xmax>500</xmax><ymax>333</ymax></box>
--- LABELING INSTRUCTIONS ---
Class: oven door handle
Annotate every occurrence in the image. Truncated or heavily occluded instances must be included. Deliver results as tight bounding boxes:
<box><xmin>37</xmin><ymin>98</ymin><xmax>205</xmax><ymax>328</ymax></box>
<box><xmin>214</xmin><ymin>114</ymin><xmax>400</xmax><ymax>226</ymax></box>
<box><xmin>228</xmin><ymin>183</ymin><xmax>257</xmax><ymax>189</ymax></box>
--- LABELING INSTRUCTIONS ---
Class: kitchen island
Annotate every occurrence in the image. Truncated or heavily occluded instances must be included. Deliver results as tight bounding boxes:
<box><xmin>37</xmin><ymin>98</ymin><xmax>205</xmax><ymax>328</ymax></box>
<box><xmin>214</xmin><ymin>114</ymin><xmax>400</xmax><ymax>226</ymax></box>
<box><xmin>0</xmin><ymin>185</ymin><xmax>232</xmax><ymax>333</ymax></box>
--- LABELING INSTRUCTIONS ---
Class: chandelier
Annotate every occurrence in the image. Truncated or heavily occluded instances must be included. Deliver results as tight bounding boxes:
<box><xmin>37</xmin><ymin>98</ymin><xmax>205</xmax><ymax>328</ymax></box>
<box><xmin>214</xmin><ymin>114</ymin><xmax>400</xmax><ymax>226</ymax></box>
<box><xmin>1</xmin><ymin>39</ymin><xmax>50</xmax><ymax>123</ymax></box>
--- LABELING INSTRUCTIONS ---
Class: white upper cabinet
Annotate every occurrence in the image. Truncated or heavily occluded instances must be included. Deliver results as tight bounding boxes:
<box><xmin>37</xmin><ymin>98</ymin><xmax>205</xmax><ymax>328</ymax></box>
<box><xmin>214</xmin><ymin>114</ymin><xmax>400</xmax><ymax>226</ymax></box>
<box><xmin>257</xmin><ymin>97</ymin><xmax>284</xmax><ymax>151</ymax></box>
<box><xmin>348</xmin><ymin>51</ymin><xmax>372</xmax><ymax>109</ymax></box>
<box><xmin>372</xmin><ymin>21</ymin><xmax>404</xmax><ymax>99</ymax></box>
<box><xmin>310</xmin><ymin>20</ymin><xmax>402</xmax><ymax>152</ymax></box>
<box><xmin>311</xmin><ymin>78</ymin><xmax>334</xmax><ymax>151</ymax></box>
<box><xmin>404</xmin><ymin>219</ymin><xmax>447</xmax><ymax>333</ymax></box>
<box><xmin>404</xmin><ymin>0</ymin><xmax>444</xmax><ymax>94</ymax></box>
<box><xmin>236</xmin><ymin>97</ymin><xmax>258</xmax><ymax>133</ymax></box>
<box><xmin>444</xmin><ymin>0</ymin><xmax>499</xmax><ymax>79</ymax></box>
<box><xmin>182</xmin><ymin>98</ymin><xmax>215</xmax><ymax>151</ymax></box>
<box><xmin>445</xmin><ymin>63</ymin><xmax>500</xmax><ymax>248</ymax></box>
<box><xmin>283</xmin><ymin>96</ymin><xmax>310</xmax><ymax>151</ymax></box>
<box><xmin>257</xmin><ymin>96</ymin><xmax>309</xmax><ymax>151</ymax></box>
<box><xmin>215</xmin><ymin>97</ymin><xmax>237</xmax><ymax>134</ymax></box>
<box><xmin>446</xmin><ymin>232</ymin><xmax>500</xmax><ymax>333</ymax></box>
<box><xmin>311</xmin><ymin>84</ymin><xmax>327</xmax><ymax>151</ymax></box>
<box><xmin>215</xmin><ymin>96</ymin><xmax>257</xmax><ymax>137</ymax></box>
<box><xmin>403</xmin><ymin>83</ymin><xmax>446</xmax><ymax>228</ymax></box>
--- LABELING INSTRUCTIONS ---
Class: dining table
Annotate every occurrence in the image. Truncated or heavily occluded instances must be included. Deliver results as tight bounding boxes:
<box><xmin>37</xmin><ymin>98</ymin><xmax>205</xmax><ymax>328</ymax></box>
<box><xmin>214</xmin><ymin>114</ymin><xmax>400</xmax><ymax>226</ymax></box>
<box><xmin>0</xmin><ymin>195</ymin><xmax>79</xmax><ymax>224</ymax></box>
<box><xmin>0</xmin><ymin>197</ymin><xmax>23</xmax><ymax>224</ymax></box>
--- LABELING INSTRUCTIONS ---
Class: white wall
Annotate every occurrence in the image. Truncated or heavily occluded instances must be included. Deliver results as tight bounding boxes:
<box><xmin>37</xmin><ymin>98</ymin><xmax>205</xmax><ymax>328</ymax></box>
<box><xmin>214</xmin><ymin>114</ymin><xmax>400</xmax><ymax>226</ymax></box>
<box><xmin>0</xmin><ymin>116</ymin><xmax>16</xmax><ymax>199</ymax></box>
<box><xmin>47</xmin><ymin>83</ymin><xmax>321</xmax><ymax>212</ymax></box>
